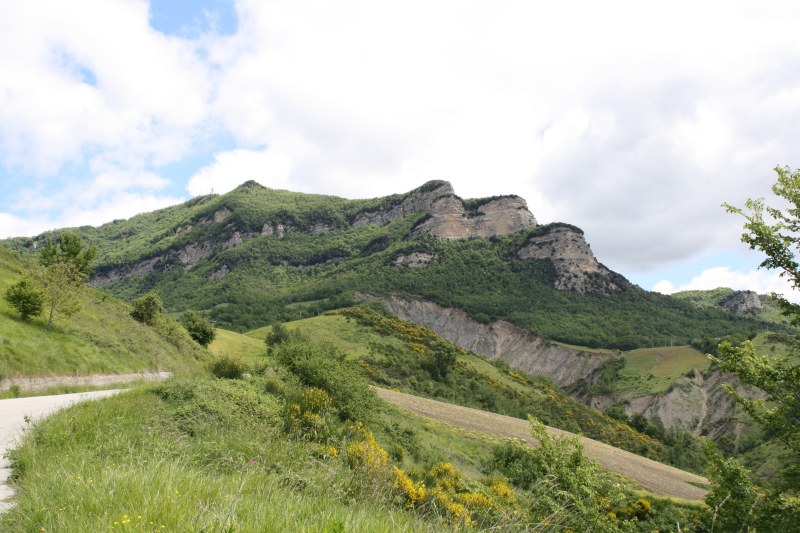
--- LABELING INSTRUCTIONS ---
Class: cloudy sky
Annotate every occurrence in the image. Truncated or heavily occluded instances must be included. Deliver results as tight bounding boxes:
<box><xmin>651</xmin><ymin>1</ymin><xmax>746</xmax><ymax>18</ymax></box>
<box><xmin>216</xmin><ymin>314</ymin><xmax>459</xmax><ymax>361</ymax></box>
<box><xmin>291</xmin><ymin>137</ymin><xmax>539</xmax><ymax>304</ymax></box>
<box><xmin>1</xmin><ymin>0</ymin><xmax>799</xmax><ymax>298</ymax></box>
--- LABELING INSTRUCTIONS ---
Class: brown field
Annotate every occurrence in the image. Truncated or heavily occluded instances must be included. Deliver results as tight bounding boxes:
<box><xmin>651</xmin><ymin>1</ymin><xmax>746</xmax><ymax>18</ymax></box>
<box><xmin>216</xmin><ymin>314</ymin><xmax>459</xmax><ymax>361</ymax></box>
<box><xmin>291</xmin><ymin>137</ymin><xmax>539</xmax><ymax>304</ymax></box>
<box><xmin>376</xmin><ymin>388</ymin><xmax>709</xmax><ymax>502</ymax></box>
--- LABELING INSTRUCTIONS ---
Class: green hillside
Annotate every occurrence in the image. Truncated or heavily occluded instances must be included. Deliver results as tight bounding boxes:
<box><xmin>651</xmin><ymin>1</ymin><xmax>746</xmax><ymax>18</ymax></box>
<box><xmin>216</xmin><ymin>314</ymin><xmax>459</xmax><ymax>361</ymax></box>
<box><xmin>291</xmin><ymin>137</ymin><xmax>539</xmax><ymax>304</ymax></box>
<box><xmin>237</xmin><ymin>307</ymin><xmax>704</xmax><ymax>473</ymax></box>
<box><xmin>2</xmin><ymin>181</ymin><xmax>781</xmax><ymax>350</ymax></box>
<box><xmin>0</xmin><ymin>247</ymin><xmax>205</xmax><ymax>378</ymax></box>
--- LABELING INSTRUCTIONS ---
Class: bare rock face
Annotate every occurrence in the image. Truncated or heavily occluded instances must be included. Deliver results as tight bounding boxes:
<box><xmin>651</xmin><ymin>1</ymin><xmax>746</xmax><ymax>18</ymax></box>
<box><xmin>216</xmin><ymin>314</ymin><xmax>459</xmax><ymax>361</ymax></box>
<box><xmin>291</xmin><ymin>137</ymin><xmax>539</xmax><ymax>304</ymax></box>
<box><xmin>360</xmin><ymin>294</ymin><xmax>610</xmax><ymax>387</ymax></box>
<box><xmin>213</xmin><ymin>208</ymin><xmax>232</xmax><ymax>223</ymax></box>
<box><xmin>412</xmin><ymin>195</ymin><xmax>538</xmax><ymax>240</ymax></box>
<box><xmin>353</xmin><ymin>182</ymin><xmax>457</xmax><ymax>227</ymax></box>
<box><xmin>518</xmin><ymin>226</ymin><xmax>626</xmax><ymax>293</ymax></box>
<box><xmin>719</xmin><ymin>290</ymin><xmax>763</xmax><ymax>314</ymax></box>
<box><xmin>354</xmin><ymin>181</ymin><xmax>538</xmax><ymax>240</ymax></box>
<box><xmin>178</xmin><ymin>242</ymin><xmax>215</xmax><ymax>270</ymax></box>
<box><xmin>222</xmin><ymin>231</ymin><xmax>243</xmax><ymax>250</ymax></box>
<box><xmin>393</xmin><ymin>252</ymin><xmax>437</xmax><ymax>268</ymax></box>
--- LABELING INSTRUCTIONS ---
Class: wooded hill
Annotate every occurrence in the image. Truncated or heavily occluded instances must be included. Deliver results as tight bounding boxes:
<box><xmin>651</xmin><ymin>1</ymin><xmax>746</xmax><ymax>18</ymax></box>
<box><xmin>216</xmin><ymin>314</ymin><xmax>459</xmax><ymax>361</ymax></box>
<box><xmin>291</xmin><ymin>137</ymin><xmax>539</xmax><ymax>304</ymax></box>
<box><xmin>2</xmin><ymin>180</ymin><xmax>785</xmax><ymax>350</ymax></box>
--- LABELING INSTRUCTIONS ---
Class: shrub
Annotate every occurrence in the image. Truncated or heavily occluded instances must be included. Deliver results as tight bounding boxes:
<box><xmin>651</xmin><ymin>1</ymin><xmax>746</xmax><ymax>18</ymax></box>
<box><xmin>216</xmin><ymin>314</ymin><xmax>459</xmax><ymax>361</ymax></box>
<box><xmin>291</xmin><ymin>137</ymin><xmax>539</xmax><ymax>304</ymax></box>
<box><xmin>130</xmin><ymin>292</ymin><xmax>163</xmax><ymax>325</ymax></box>
<box><xmin>343</xmin><ymin>422</ymin><xmax>388</xmax><ymax>473</ymax></box>
<box><xmin>273</xmin><ymin>339</ymin><xmax>378</xmax><ymax>422</ymax></box>
<box><xmin>4</xmin><ymin>279</ymin><xmax>43</xmax><ymax>320</ymax></box>
<box><xmin>206</xmin><ymin>355</ymin><xmax>247</xmax><ymax>379</ymax></box>
<box><xmin>282</xmin><ymin>387</ymin><xmax>334</xmax><ymax>442</ymax></box>
<box><xmin>179</xmin><ymin>310</ymin><xmax>216</xmax><ymax>347</ymax></box>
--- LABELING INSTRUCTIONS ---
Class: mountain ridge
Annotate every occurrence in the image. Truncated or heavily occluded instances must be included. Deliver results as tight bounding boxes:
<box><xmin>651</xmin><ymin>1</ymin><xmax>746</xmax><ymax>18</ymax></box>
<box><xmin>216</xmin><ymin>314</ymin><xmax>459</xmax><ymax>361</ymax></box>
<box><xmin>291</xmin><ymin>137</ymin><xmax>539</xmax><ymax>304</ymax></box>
<box><xmin>0</xmin><ymin>181</ymin><xmax>779</xmax><ymax>351</ymax></box>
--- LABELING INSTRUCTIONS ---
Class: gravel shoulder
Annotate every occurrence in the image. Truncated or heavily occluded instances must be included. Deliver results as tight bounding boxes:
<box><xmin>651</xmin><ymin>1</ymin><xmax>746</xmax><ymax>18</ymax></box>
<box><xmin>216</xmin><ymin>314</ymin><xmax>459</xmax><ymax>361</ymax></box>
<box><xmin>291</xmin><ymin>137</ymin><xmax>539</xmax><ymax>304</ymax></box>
<box><xmin>0</xmin><ymin>371</ymin><xmax>172</xmax><ymax>393</ymax></box>
<box><xmin>376</xmin><ymin>387</ymin><xmax>709</xmax><ymax>501</ymax></box>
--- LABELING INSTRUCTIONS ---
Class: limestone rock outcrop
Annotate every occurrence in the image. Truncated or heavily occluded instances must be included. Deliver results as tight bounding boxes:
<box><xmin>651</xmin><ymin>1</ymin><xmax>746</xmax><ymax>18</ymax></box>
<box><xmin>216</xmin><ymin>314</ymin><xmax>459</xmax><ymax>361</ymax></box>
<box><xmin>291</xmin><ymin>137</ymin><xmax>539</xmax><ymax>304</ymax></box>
<box><xmin>719</xmin><ymin>290</ymin><xmax>763</xmax><ymax>314</ymax></box>
<box><xmin>518</xmin><ymin>225</ymin><xmax>628</xmax><ymax>293</ymax></box>
<box><xmin>354</xmin><ymin>181</ymin><xmax>538</xmax><ymax>240</ymax></box>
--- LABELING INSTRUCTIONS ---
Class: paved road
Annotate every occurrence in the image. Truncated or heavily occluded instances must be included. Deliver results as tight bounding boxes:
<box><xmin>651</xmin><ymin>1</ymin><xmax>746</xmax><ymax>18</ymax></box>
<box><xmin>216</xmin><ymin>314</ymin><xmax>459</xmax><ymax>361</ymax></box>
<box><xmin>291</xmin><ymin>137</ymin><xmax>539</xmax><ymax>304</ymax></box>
<box><xmin>0</xmin><ymin>390</ymin><xmax>122</xmax><ymax>513</ymax></box>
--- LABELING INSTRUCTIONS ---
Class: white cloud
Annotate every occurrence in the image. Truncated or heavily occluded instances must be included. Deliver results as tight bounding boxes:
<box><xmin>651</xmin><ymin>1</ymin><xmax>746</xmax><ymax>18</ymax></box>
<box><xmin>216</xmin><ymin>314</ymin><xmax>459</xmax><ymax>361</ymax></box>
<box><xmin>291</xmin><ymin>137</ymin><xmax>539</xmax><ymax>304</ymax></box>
<box><xmin>187</xmin><ymin>148</ymin><xmax>294</xmax><ymax>196</ymax></box>
<box><xmin>652</xmin><ymin>266</ymin><xmax>800</xmax><ymax>303</ymax></box>
<box><xmin>208</xmin><ymin>0</ymin><xmax>800</xmax><ymax>271</ymax></box>
<box><xmin>0</xmin><ymin>192</ymin><xmax>184</xmax><ymax>239</ymax></box>
<box><xmin>0</xmin><ymin>0</ymin><xmax>209</xmax><ymax>175</ymax></box>
<box><xmin>3</xmin><ymin>0</ymin><xmax>800</xmax><ymax>283</ymax></box>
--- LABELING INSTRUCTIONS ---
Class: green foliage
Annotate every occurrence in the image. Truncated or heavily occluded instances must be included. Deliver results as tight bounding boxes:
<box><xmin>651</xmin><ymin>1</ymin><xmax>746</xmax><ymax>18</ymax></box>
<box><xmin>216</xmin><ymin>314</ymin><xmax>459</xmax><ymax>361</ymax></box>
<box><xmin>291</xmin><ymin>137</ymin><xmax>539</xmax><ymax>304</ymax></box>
<box><xmin>206</xmin><ymin>355</ymin><xmax>247</xmax><ymax>379</ymax></box>
<box><xmin>265</xmin><ymin>322</ymin><xmax>295</xmax><ymax>352</ymax></box>
<box><xmin>335</xmin><ymin>306</ymin><xmax>705</xmax><ymax>471</ymax></box>
<box><xmin>487</xmin><ymin>418</ymin><xmax>626</xmax><ymax>531</ymax></box>
<box><xmin>272</xmin><ymin>338</ymin><xmax>378</xmax><ymax>422</ymax></box>
<box><xmin>0</xmin><ymin>248</ymin><xmax>205</xmax><ymax>377</ymax></box>
<box><xmin>714</xmin><ymin>340</ymin><xmax>800</xmax><ymax>489</ymax></box>
<box><xmin>721</xmin><ymin>166</ymin><xmax>800</xmax><ymax>491</ymax></box>
<box><xmin>31</xmin><ymin>261</ymin><xmax>85</xmax><ymax>329</ymax></box>
<box><xmin>130</xmin><ymin>291</ymin><xmax>163</xmax><ymax>325</ymax></box>
<box><xmin>39</xmin><ymin>230</ymin><xmax>97</xmax><ymax>279</ymax></box>
<box><xmin>179</xmin><ymin>310</ymin><xmax>216</xmax><ymax>347</ymax></box>
<box><xmin>4</xmin><ymin>278</ymin><xmax>43</xmax><ymax>320</ymax></box>
<box><xmin>4</xmin><ymin>182</ymin><xmax>779</xmax><ymax>349</ymax></box>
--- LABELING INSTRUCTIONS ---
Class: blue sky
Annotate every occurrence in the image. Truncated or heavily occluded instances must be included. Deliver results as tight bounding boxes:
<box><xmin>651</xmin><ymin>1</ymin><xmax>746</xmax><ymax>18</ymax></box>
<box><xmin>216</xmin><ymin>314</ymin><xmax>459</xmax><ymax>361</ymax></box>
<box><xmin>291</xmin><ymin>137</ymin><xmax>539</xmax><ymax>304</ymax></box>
<box><xmin>1</xmin><ymin>0</ymin><xmax>799</xmax><ymax>299</ymax></box>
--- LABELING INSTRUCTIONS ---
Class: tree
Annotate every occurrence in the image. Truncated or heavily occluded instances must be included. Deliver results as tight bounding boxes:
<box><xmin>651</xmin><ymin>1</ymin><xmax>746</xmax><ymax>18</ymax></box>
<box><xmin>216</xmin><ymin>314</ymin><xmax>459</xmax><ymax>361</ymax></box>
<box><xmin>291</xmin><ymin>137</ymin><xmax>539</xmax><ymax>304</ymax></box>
<box><xmin>180</xmin><ymin>310</ymin><xmax>216</xmax><ymax>347</ymax></box>
<box><xmin>39</xmin><ymin>230</ymin><xmax>97</xmax><ymax>279</ymax></box>
<box><xmin>722</xmin><ymin>165</ymin><xmax>800</xmax><ymax>490</ymax></box>
<box><xmin>31</xmin><ymin>261</ymin><xmax>84</xmax><ymax>329</ymax></box>
<box><xmin>4</xmin><ymin>278</ymin><xmax>44</xmax><ymax>320</ymax></box>
<box><xmin>131</xmin><ymin>292</ymin><xmax>163</xmax><ymax>326</ymax></box>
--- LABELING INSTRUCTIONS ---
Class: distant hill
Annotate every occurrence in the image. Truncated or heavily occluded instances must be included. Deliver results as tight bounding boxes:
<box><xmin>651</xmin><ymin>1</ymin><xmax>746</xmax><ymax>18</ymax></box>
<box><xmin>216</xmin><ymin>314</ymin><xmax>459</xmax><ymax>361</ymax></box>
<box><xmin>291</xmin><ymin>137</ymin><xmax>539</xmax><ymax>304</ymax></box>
<box><xmin>672</xmin><ymin>287</ymin><xmax>792</xmax><ymax>326</ymax></box>
<box><xmin>1</xmin><ymin>181</ymin><xmax>783</xmax><ymax>351</ymax></box>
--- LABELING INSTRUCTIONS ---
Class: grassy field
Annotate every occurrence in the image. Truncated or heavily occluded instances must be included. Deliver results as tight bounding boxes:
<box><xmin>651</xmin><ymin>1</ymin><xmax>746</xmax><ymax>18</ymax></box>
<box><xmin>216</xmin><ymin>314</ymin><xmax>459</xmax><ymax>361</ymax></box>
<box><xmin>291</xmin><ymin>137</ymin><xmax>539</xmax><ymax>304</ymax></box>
<box><xmin>247</xmin><ymin>314</ymin><xmax>409</xmax><ymax>359</ymax></box>
<box><xmin>0</xmin><ymin>248</ymin><xmax>205</xmax><ymax>379</ymax></box>
<box><xmin>208</xmin><ymin>328</ymin><xmax>266</xmax><ymax>364</ymax></box>
<box><xmin>621</xmin><ymin>346</ymin><xmax>709</xmax><ymax>379</ymax></box>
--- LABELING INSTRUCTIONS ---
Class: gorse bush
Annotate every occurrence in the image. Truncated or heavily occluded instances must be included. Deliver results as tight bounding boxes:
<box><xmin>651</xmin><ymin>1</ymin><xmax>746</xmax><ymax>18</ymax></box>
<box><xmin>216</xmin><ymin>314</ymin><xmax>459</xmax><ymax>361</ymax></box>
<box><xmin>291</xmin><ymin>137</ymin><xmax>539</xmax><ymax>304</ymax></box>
<box><xmin>272</xmin><ymin>338</ymin><xmax>377</xmax><ymax>422</ymax></box>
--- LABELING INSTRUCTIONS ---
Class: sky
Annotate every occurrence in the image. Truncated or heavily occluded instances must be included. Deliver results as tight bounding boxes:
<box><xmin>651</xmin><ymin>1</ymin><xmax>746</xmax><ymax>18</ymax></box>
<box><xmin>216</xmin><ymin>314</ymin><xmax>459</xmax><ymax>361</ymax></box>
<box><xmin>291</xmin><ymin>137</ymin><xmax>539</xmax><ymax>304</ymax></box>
<box><xmin>1</xmin><ymin>0</ymin><xmax>800</xmax><ymax>299</ymax></box>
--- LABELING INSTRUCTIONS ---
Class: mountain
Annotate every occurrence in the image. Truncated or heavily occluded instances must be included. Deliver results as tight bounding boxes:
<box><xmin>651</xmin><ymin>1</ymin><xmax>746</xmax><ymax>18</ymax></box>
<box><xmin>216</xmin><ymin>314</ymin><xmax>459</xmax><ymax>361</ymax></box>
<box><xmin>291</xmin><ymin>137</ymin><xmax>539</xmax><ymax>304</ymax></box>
<box><xmin>2</xmin><ymin>180</ymin><xmax>777</xmax><ymax>353</ymax></box>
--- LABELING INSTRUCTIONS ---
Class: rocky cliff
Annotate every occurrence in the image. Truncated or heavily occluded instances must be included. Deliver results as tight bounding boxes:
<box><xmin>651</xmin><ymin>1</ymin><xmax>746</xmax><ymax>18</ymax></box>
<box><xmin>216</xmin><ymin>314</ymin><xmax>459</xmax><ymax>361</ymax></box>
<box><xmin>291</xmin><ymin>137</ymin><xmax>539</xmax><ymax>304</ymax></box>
<box><xmin>719</xmin><ymin>290</ymin><xmax>763</xmax><ymax>314</ymax></box>
<box><xmin>354</xmin><ymin>181</ymin><xmax>538</xmax><ymax>240</ymax></box>
<box><xmin>518</xmin><ymin>225</ymin><xmax>628</xmax><ymax>293</ymax></box>
<box><xmin>361</xmin><ymin>294</ymin><xmax>610</xmax><ymax>386</ymax></box>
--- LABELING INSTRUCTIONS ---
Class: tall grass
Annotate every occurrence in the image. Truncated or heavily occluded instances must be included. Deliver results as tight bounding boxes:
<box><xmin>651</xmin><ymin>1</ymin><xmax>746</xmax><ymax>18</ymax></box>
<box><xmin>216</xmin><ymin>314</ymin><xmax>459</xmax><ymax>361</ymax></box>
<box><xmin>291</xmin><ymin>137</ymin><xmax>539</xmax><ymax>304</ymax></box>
<box><xmin>0</xmin><ymin>380</ymin><xmax>440</xmax><ymax>532</ymax></box>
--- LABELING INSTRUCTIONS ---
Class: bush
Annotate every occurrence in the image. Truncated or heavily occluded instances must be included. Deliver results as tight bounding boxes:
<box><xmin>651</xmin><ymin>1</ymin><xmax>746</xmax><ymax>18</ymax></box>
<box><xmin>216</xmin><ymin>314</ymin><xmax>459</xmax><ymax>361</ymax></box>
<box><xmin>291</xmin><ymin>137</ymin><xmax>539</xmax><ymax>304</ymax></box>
<box><xmin>179</xmin><ymin>310</ymin><xmax>216</xmax><ymax>347</ymax></box>
<box><xmin>130</xmin><ymin>292</ymin><xmax>163</xmax><ymax>326</ymax></box>
<box><xmin>272</xmin><ymin>339</ymin><xmax>378</xmax><ymax>422</ymax></box>
<box><xmin>4</xmin><ymin>279</ymin><xmax>43</xmax><ymax>320</ymax></box>
<box><xmin>206</xmin><ymin>355</ymin><xmax>247</xmax><ymax>379</ymax></box>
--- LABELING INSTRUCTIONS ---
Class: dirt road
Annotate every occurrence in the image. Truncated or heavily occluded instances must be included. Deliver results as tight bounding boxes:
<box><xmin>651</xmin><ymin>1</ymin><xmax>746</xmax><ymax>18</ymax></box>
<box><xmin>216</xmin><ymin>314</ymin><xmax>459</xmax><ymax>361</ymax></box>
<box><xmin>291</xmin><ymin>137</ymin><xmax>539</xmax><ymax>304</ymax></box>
<box><xmin>377</xmin><ymin>388</ymin><xmax>709</xmax><ymax>501</ymax></box>
<box><xmin>0</xmin><ymin>390</ymin><xmax>123</xmax><ymax>513</ymax></box>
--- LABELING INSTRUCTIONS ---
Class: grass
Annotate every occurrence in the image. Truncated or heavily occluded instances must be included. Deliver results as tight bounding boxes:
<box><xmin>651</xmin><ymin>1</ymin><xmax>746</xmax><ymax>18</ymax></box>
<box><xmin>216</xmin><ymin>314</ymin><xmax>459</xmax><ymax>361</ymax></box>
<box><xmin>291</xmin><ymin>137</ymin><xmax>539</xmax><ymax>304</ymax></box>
<box><xmin>621</xmin><ymin>346</ymin><xmax>709</xmax><ymax>379</ymax></box>
<box><xmin>247</xmin><ymin>315</ymin><xmax>408</xmax><ymax>359</ymax></box>
<box><xmin>0</xmin><ymin>248</ymin><xmax>205</xmax><ymax>379</ymax></box>
<box><xmin>0</xmin><ymin>380</ymin><xmax>442</xmax><ymax>532</ymax></box>
<box><xmin>208</xmin><ymin>328</ymin><xmax>266</xmax><ymax>364</ymax></box>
